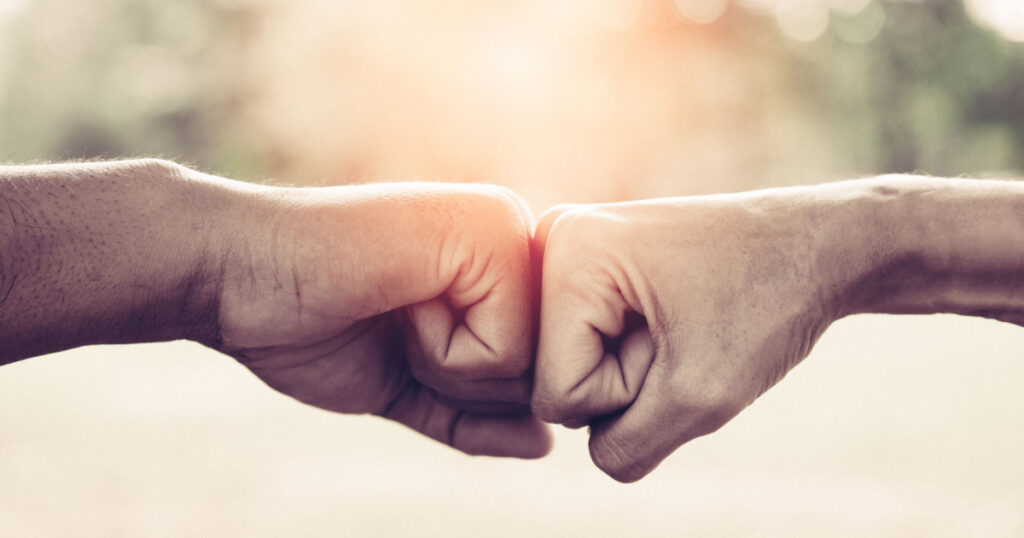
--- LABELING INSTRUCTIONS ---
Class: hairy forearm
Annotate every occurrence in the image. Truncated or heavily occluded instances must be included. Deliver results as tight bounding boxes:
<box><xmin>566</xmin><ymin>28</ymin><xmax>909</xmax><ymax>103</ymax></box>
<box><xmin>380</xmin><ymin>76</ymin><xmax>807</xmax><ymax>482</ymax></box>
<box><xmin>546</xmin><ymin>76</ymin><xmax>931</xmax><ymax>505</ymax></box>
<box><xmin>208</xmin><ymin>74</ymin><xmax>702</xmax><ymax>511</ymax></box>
<box><xmin>800</xmin><ymin>175</ymin><xmax>1024</xmax><ymax>320</ymax></box>
<box><xmin>0</xmin><ymin>159</ymin><xmax>239</xmax><ymax>364</ymax></box>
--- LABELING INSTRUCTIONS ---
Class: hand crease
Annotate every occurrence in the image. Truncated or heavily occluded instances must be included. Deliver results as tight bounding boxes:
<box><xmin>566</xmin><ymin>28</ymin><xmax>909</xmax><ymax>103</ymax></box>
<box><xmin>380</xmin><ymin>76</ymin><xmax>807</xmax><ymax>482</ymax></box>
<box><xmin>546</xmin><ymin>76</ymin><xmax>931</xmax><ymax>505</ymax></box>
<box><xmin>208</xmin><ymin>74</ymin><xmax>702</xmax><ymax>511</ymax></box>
<box><xmin>244</xmin><ymin>316</ymin><xmax>384</xmax><ymax>372</ymax></box>
<box><xmin>380</xmin><ymin>374</ymin><xmax>418</xmax><ymax>418</ymax></box>
<box><xmin>0</xmin><ymin>274</ymin><xmax>17</xmax><ymax>306</ymax></box>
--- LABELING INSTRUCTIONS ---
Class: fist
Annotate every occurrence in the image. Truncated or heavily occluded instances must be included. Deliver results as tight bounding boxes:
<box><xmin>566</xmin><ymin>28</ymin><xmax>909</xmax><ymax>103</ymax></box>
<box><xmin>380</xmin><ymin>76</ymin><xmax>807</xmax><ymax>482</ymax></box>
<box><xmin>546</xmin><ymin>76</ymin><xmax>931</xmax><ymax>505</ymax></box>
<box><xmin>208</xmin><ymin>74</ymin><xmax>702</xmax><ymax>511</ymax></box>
<box><xmin>215</xmin><ymin>182</ymin><xmax>551</xmax><ymax>458</ymax></box>
<box><xmin>532</xmin><ymin>194</ymin><xmax>840</xmax><ymax>480</ymax></box>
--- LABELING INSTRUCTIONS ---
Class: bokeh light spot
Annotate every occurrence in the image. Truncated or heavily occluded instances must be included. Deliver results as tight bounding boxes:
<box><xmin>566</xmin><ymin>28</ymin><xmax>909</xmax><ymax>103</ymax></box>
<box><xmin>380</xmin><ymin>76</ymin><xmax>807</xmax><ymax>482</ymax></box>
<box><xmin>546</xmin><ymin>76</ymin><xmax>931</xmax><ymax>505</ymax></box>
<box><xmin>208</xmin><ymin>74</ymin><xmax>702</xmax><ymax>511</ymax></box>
<box><xmin>674</xmin><ymin>0</ymin><xmax>729</xmax><ymax>24</ymax></box>
<box><xmin>774</xmin><ymin>1</ymin><xmax>831</xmax><ymax>42</ymax></box>
<box><xmin>965</xmin><ymin>0</ymin><xmax>1024</xmax><ymax>42</ymax></box>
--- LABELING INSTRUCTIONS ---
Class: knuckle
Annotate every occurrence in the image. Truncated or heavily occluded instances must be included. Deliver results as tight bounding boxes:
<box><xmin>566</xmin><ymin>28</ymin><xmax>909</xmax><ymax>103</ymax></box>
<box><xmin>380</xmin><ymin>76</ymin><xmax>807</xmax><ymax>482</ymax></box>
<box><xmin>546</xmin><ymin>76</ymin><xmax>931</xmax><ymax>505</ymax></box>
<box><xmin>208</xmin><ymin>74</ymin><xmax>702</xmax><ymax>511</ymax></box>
<box><xmin>491</xmin><ymin>184</ymin><xmax>529</xmax><ymax>212</ymax></box>
<box><xmin>447</xmin><ymin>185</ymin><xmax>528</xmax><ymax>237</ymax></box>
<box><xmin>537</xmin><ymin>203</ymin><xmax>579</xmax><ymax>228</ymax></box>
<box><xmin>480</xmin><ymin>184</ymin><xmax>531</xmax><ymax>226</ymax></box>
<box><xmin>531</xmin><ymin>389</ymin><xmax>575</xmax><ymax>424</ymax></box>
<box><xmin>482</xmin><ymin>183</ymin><xmax>518</xmax><ymax>201</ymax></box>
<box><xmin>539</xmin><ymin>209</ymin><xmax>589</xmax><ymax>263</ymax></box>
<box><xmin>546</xmin><ymin>206</ymin><xmax>589</xmax><ymax>238</ymax></box>
<box><xmin>541</xmin><ymin>206</ymin><xmax>622</xmax><ymax>264</ymax></box>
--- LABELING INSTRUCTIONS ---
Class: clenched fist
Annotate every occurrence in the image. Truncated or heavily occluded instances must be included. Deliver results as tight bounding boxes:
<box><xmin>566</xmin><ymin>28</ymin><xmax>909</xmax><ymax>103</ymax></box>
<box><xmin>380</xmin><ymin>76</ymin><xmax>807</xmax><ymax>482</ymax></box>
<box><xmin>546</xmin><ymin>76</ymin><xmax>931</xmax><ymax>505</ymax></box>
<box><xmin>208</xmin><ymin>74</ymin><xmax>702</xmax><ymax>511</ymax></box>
<box><xmin>532</xmin><ymin>177</ymin><xmax>1024</xmax><ymax>481</ymax></box>
<box><xmin>531</xmin><ymin>194</ymin><xmax>837</xmax><ymax>481</ymax></box>
<box><xmin>216</xmin><ymin>181</ymin><xmax>551</xmax><ymax>458</ymax></box>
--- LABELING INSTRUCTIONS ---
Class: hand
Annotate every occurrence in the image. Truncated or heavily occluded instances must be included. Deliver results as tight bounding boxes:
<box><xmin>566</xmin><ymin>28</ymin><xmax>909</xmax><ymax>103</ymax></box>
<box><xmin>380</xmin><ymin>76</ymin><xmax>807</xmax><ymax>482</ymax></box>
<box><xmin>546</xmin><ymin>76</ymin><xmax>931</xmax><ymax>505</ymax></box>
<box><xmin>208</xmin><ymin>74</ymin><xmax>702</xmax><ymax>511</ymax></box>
<box><xmin>531</xmin><ymin>192</ymin><xmax>843</xmax><ymax>480</ymax></box>
<box><xmin>214</xmin><ymin>181</ymin><xmax>551</xmax><ymax>458</ymax></box>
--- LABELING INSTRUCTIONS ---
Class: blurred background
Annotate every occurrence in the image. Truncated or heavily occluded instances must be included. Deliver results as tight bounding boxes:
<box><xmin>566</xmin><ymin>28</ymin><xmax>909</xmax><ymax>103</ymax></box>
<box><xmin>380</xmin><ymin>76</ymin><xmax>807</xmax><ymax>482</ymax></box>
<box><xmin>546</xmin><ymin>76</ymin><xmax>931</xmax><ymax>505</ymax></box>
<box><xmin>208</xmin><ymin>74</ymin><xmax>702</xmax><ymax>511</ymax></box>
<box><xmin>1</xmin><ymin>0</ymin><xmax>1024</xmax><ymax>535</ymax></box>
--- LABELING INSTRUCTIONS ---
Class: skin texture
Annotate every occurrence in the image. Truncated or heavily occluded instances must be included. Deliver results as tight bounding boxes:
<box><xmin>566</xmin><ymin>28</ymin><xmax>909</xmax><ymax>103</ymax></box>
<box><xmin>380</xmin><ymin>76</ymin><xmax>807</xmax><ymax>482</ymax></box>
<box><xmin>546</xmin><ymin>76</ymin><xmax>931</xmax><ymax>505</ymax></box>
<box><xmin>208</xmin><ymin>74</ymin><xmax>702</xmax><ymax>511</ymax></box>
<box><xmin>0</xmin><ymin>160</ymin><xmax>225</xmax><ymax>361</ymax></box>
<box><xmin>216</xmin><ymin>179</ymin><xmax>552</xmax><ymax>458</ymax></box>
<box><xmin>532</xmin><ymin>177</ymin><xmax>1024</xmax><ymax>482</ymax></box>
<box><xmin>0</xmin><ymin>160</ymin><xmax>551</xmax><ymax>458</ymax></box>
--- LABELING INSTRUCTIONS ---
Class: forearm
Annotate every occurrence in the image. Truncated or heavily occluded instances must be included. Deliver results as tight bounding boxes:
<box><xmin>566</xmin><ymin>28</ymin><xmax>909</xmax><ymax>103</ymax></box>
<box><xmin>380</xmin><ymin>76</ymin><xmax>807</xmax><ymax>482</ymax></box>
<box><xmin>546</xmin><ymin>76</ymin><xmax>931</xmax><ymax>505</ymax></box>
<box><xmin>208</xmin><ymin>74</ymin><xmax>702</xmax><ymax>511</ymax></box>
<box><xmin>0</xmin><ymin>159</ymin><xmax>240</xmax><ymax>364</ymax></box>
<box><xmin>802</xmin><ymin>175</ymin><xmax>1024</xmax><ymax>320</ymax></box>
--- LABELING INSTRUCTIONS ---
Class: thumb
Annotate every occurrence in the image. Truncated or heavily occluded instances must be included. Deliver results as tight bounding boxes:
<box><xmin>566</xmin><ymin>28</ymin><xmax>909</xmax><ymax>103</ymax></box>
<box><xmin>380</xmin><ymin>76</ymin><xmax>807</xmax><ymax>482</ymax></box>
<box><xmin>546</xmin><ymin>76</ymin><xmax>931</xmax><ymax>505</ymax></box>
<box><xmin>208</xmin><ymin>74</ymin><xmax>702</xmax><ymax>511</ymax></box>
<box><xmin>532</xmin><ymin>204</ymin><xmax>581</xmax><ymax>261</ymax></box>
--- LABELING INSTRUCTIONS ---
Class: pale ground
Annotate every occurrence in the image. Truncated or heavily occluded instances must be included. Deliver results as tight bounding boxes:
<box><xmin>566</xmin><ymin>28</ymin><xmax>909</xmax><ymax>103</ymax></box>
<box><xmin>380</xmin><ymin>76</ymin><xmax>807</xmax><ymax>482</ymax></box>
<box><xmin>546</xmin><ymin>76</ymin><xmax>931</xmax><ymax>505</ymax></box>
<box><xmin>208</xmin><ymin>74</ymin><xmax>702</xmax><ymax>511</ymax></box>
<box><xmin>2</xmin><ymin>314</ymin><xmax>1023</xmax><ymax>537</ymax></box>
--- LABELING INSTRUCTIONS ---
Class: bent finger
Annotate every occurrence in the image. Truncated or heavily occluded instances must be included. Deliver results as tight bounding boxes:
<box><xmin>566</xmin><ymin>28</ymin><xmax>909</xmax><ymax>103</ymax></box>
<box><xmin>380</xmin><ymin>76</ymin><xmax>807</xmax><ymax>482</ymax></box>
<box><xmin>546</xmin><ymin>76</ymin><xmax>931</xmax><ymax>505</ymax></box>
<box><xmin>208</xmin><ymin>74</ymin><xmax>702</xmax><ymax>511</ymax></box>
<box><xmin>533</xmin><ymin>274</ymin><xmax>652</xmax><ymax>424</ymax></box>
<box><xmin>587</xmin><ymin>374</ymin><xmax>741</xmax><ymax>483</ymax></box>
<box><xmin>380</xmin><ymin>380</ymin><xmax>552</xmax><ymax>458</ymax></box>
<box><xmin>532</xmin><ymin>204</ymin><xmax>580</xmax><ymax>259</ymax></box>
<box><xmin>408</xmin><ymin>226</ymin><xmax>534</xmax><ymax>382</ymax></box>
<box><xmin>404</xmin><ymin>301</ymin><xmax>533</xmax><ymax>403</ymax></box>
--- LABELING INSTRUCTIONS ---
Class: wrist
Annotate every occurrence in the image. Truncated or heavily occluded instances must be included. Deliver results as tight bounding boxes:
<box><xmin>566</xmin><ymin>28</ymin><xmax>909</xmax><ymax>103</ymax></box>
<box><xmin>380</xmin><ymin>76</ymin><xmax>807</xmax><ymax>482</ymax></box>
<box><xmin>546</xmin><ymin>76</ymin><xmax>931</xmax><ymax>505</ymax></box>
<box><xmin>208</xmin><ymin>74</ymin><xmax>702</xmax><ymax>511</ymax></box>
<box><xmin>163</xmin><ymin>162</ymin><xmax>261</xmax><ymax>347</ymax></box>
<box><xmin>807</xmin><ymin>175</ymin><xmax>1024</xmax><ymax>319</ymax></box>
<box><xmin>75</xmin><ymin>159</ymin><xmax>243</xmax><ymax>348</ymax></box>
